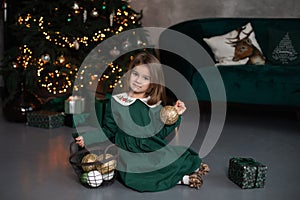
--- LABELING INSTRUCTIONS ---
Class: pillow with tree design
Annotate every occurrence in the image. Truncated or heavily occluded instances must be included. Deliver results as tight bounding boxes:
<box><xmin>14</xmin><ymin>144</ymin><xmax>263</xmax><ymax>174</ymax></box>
<box><xmin>267</xmin><ymin>29</ymin><xmax>300</xmax><ymax>65</ymax></box>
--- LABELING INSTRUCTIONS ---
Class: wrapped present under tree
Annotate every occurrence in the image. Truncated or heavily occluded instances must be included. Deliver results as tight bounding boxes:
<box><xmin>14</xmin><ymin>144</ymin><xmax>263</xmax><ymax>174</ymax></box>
<box><xmin>27</xmin><ymin>110</ymin><xmax>65</xmax><ymax>129</ymax></box>
<box><xmin>64</xmin><ymin>96</ymin><xmax>85</xmax><ymax>114</ymax></box>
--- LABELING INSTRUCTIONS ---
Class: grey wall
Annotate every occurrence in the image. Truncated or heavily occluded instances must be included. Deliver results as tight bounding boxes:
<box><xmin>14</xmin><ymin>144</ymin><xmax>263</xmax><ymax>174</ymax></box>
<box><xmin>130</xmin><ymin>0</ymin><xmax>300</xmax><ymax>28</ymax></box>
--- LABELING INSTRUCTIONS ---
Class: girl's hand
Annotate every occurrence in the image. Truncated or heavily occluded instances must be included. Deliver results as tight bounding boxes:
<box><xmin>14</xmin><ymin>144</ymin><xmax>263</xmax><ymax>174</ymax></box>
<box><xmin>174</xmin><ymin>100</ymin><xmax>186</xmax><ymax>115</ymax></box>
<box><xmin>75</xmin><ymin>136</ymin><xmax>85</xmax><ymax>148</ymax></box>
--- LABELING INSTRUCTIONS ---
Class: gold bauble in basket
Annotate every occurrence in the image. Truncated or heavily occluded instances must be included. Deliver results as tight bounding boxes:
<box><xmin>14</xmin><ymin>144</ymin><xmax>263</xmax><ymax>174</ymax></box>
<box><xmin>96</xmin><ymin>153</ymin><xmax>117</xmax><ymax>174</ymax></box>
<box><xmin>160</xmin><ymin>105</ymin><xmax>179</xmax><ymax>125</ymax></box>
<box><xmin>81</xmin><ymin>153</ymin><xmax>98</xmax><ymax>172</ymax></box>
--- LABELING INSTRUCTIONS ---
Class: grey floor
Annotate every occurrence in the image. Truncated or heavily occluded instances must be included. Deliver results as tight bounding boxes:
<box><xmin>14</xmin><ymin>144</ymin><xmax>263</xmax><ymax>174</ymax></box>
<box><xmin>0</xmin><ymin>100</ymin><xmax>299</xmax><ymax>200</ymax></box>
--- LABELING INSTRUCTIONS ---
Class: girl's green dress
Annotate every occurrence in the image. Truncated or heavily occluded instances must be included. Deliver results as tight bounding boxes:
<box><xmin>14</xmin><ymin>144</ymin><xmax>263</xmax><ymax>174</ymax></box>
<box><xmin>83</xmin><ymin>93</ymin><xmax>201</xmax><ymax>192</ymax></box>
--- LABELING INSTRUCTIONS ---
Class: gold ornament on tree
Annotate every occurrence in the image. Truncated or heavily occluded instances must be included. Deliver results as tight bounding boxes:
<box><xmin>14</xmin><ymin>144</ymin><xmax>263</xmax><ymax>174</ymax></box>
<box><xmin>73</xmin><ymin>39</ymin><xmax>80</xmax><ymax>50</ymax></box>
<box><xmin>160</xmin><ymin>105</ymin><xmax>179</xmax><ymax>125</ymax></box>
<box><xmin>41</xmin><ymin>54</ymin><xmax>51</xmax><ymax>64</ymax></box>
<box><xmin>109</xmin><ymin>11</ymin><xmax>115</xmax><ymax>27</ymax></box>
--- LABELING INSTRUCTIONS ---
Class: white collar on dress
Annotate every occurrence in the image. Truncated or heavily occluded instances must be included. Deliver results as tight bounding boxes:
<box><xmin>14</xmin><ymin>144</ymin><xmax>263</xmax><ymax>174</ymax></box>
<box><xmin>112</xmin><ymin>92</ymin><xmax>161</xmax><ymax>108</ymax></box>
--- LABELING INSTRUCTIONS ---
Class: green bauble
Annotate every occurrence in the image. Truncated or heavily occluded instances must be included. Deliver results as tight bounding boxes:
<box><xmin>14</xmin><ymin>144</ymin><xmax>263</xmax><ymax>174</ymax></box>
<box><xmin>81</xmin><ymin>172</ymin><xmax>88</xmax><ymax>183</ymax></box>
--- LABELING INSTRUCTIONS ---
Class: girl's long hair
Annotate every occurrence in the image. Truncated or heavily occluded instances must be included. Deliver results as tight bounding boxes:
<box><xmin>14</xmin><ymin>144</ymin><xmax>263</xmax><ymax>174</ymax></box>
<box><xmin>124</xmin><ymin>52</ymin><xmax>167</xmax><ymax>106</ymax></box>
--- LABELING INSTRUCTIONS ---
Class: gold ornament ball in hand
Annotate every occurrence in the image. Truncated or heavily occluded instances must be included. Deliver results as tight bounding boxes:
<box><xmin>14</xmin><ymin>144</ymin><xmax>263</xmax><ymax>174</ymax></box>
<box><xmin>160</xmin><ymin>105</ymin><xmax>179</xmax><ymax>125</ymax></box>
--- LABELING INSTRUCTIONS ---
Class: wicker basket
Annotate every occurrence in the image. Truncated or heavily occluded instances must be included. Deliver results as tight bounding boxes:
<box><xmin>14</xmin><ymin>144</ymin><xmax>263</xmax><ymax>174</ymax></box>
<box><xmin>69</xmin><ymin>141</ymin><xmax>119</xmax><ymax>188</ymax></box>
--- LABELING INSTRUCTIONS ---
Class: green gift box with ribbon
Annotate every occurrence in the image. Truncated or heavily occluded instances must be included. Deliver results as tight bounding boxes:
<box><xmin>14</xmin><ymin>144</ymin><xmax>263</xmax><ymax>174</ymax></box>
<box><xmin>64</xmin><ymin>96</ymin><xmax>85</xmax><ymax>114</ymax></box>
<box><xmin>228</xmin><ymin>157</ymin><xmax>267</xmax><ymax>189</ymax></box>
<box><xmin>27</xmin><ymin>110</ymin><xmax>65</xmax><ymax>129</ymax></box>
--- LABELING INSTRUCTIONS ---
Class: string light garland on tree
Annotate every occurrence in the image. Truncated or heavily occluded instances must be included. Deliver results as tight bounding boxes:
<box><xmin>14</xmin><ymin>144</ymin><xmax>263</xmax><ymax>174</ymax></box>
<box><xmin>2</xmin><ymin>0</ymin><xmax>147</xmax><ymax>99</ymax></box>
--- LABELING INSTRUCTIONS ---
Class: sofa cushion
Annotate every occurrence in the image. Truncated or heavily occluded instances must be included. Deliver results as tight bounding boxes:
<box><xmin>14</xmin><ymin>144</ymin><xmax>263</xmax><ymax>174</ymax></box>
<box><xmin>203</xmin><ymin>22</ymin><xmax>265</xmax><ymax>65</ymax></box>
<box><xmin>267</xmin><ymin>29</ymin><xmax>300</xmax><ymax>65</ymax></box>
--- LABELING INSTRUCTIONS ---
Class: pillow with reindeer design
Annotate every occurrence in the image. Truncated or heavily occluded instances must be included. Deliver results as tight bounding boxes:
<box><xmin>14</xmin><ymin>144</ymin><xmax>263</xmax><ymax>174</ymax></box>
<box><xmin>203</xmin><ymin>22</ymin><xmax>265</xmax><ymax>66</ymax></box>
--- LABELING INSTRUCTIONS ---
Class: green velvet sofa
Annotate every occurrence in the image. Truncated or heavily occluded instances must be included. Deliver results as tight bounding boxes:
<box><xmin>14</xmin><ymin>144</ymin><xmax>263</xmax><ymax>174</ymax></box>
<box><xmin>159</xmin><ymin>18</ymin><xmax>300</xmax><ymax>108</ymax></box>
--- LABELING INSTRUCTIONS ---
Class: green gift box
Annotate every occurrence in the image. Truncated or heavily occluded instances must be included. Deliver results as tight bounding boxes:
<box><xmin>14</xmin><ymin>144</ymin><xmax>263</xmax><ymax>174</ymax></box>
<box><xmin>27</xmin><ymin>110</ymin><xmax>65</xmax><ymax>129</ymax></box>
<box><xmin>228</xmin><ymin>157</ymin><xmax>267</xmax><ymax>189</ymax></box>
<box><xmin>64</xmin><ymin>96</ymin><xmax>85</xmax><ymax>114</ymax></box>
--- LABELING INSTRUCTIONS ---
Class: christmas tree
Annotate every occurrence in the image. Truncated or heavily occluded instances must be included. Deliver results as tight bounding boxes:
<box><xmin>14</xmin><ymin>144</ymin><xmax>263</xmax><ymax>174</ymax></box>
<box><xmin>1</xmin><ymin>0</ymin><xmax>148</xmax><ymax>101</ymax></box>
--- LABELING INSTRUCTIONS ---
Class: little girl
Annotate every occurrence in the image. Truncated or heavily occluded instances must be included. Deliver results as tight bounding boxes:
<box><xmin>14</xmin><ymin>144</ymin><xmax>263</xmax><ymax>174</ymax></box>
<box><xmin>75</xmin><ymin>52</ymin><xmax>209</xmax><ymax>192</ymax></box>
